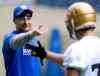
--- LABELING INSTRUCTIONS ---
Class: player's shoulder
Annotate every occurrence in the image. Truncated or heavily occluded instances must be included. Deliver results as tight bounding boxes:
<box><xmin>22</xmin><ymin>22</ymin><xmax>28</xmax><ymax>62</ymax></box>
<box><xmin>67</xmin><ymin>41</ymin><xmax>80</xmax><ymax>51</ymax></box>
<box><xmin>64</xmin><ymin>41</ymin><xmax>79</xmax><ymax>56</ymax></box>
<box><xmin>3</xmin><ymin>31</ymin><xmax>16</xmax><ymax>41</ymax></box>
<box><xmin>81</xmin><ymin>36</ymin><xmax>100</xmax><ymax>43</ymax></box>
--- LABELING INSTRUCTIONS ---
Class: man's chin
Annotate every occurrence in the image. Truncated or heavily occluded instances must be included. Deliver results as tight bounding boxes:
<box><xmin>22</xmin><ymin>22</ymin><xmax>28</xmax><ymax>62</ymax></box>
<box><xmin>23</xmin><ymin>28</ymin><xmax>31</xmax><ymax>32</ymax></box>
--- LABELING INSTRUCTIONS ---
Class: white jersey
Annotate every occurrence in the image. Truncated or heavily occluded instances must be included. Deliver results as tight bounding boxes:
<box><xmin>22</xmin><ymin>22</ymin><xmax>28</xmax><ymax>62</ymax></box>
<box><xmin>63</xmin><ymin>36</ymin><xmax>100</xmax><ymax>76</ymax></box>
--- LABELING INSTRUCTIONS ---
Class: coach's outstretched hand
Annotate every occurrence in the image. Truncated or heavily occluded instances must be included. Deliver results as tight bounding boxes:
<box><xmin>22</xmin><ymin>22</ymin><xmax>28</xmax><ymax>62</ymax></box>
<box><xmin>25</xmin><ymin>41</ymin><xmax>47</xmax><ymax>65</ymax></box>
<box><xmin>30</xmin><ymin>25</ymin><xmax>45</xmax><ymax>37</ymax></box>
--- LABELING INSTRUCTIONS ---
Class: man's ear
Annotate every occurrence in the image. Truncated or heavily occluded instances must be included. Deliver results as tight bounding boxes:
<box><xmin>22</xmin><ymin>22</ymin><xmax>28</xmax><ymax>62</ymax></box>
<box><xmin>0</xmin><ymin>33</ymin><xmax>2</xmax><ymax>43</ymax></box>
<box><xmin>13</xmin><ymin>18</ymin><xmax>15</xmax><ymax>23</ymax></box>
<box><xmin>13</xmin><ymin>18</ymin><xmax>17</xmax><ymax>24</ymax></box>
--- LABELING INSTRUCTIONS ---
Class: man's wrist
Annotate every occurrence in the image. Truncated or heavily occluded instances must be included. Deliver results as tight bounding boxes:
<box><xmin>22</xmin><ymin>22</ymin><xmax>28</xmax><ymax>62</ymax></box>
<box><xmin>27</xmin><ymin>30</ymin><xmax>35</xmax><ymax>38</ymax></box>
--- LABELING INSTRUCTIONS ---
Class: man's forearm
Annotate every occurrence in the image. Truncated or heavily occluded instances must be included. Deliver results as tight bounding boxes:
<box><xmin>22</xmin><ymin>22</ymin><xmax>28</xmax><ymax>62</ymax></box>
<box><xmin>46</xmin><ymin>51</ymin><xmax>64</xmax><ymax>65</ymax></box>
<box><xmin>10</xmin><ymin>31</ymin><xmax>33</xmax><ymax>49</ymax></box>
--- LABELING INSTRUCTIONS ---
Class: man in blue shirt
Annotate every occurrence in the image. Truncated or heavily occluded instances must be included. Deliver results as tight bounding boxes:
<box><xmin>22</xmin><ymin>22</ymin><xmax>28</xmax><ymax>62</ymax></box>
<box><xmin>2</xmin><ymin>5</ymin><xmax>43</xmax><ymax>76</ymax></box>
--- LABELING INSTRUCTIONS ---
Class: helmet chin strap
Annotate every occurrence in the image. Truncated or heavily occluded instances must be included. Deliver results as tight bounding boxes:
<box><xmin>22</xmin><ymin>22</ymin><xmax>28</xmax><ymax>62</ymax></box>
<box><xmin>74</xmin><ymin>30</ymin><xmax>82</xmax><ymax>40</ymax></box>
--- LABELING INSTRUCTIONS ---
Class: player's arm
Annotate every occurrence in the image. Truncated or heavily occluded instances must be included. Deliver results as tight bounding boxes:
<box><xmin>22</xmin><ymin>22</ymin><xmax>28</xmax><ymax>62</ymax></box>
<box><xmin>65</xmin><ymin>68</ymin><xmax>80</xmax><ymax>76</ymax></box>
<box><xmin>25</xmin><ymin>41</ymin><xmax>64</xmax><ymax>65</ymax></box>
<box><xmin>10</xmin><ymin>26</ymin><xmax>43</xmax><ymax>49</ymax></box>
<box><xmin>46</xmin><ymin>51</ymin><xmax>64</xmax><ymax>65</ymax></box>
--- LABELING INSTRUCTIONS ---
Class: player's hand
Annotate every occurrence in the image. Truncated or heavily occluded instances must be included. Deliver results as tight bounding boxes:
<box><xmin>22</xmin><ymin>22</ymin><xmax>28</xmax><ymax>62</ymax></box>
<box><xmin>25</xmin><ymin>41</ymin><xmax>47</xmax><ymax>65</ymax></box>
<box><xmin>25</xmin><ymin>41</ymin><xmax>47</xmax><ymax>60</ymax></box>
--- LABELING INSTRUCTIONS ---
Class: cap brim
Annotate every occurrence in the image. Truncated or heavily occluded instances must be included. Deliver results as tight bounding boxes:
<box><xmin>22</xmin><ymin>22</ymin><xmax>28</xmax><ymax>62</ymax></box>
<box><xmin>14</xmin><ymin>9</ymin><xmax>33</xmax><ymax>18</ymax></box>
<box><xmin>23</xmin><ymin>9</ymin><xmax>33</xmax><ymax>16</ymax></box>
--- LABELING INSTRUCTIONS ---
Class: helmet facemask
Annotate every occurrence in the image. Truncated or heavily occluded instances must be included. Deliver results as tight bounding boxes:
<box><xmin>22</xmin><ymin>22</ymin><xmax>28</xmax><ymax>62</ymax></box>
<box><xmin>66</xmin><ymin>16</ymin><xmax>78</xmax><ymax>40</ymax></box>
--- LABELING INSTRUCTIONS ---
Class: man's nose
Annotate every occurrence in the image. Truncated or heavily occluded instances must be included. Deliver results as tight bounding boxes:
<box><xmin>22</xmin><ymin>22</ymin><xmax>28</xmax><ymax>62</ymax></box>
<box><xmin>24</xmin><ymin>18</ymin><xmax>29</xmax><ymax>24</ymax></box>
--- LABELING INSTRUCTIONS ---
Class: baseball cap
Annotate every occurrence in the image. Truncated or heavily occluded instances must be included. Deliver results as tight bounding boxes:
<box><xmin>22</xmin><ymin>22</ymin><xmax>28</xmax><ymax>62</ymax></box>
<box><xmin>13</xmin><ymin>5</ymin><xmax>33</xmax><ymax>18</ymax></box>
